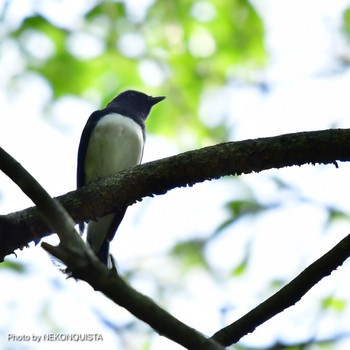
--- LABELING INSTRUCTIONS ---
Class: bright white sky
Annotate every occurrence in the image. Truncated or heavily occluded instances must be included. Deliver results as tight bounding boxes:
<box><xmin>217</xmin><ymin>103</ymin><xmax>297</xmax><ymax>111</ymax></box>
<box><xmin>1</xmin><ymin>0</ymin><xmax>350</xmax><ymax>349</ymax></box>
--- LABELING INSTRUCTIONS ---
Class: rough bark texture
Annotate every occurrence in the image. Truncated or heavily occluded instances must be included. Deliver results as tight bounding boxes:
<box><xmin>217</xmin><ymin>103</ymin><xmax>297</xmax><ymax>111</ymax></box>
<box><xmin>1</xmin><ymin>128</ymin><xmax>350</xmax><ymax>260</ymax></box>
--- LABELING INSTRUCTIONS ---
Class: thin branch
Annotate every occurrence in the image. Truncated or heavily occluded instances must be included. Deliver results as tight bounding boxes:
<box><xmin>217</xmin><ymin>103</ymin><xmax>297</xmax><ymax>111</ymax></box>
<box><xmin>0</xmin><ymin>146</ymin><xmax>226</xmax><ymax>350</ymax></box>
<box><xmin>1</xmin><ymin>128</ymin><xmax>350</xmax><ymax>259</ymax></box>
<box><xmin>227</xmin><ymin>331</ymin><xmax>350</xmax><ymax>350</ymax></box>
<box><xmin>43</xmin><ymin>246</ymin><xmax>226</xmax><ymax>350</ymax></box>
<box><xmin>211</xmin><ymin>231</ymin><xmax>350</xmax><ymax>346</ymax></box>
<box><xmin>0</xmin><ymin>147</ymin><xmax>77</xmax><ymax>243</ymax></box>
<box><xmin>0</xmin><ymin>147</ymin><xmax>94</xmax><ymax>262</ymax></box>
<box><xmin>0</xmin><ymin>130</ymin><xmax>350</xmax><ymax>346</ymax></box>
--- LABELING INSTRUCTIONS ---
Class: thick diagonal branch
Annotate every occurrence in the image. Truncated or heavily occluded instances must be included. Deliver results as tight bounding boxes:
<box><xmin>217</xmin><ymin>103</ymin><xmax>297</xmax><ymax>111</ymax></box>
<box><xmin>1</xmin><ymin>128</ymin><xmax>350</xmax><ymax>260</ymax></box>
<box><xmin>0</xmin><ymin>146</ymin><xmax>225</xmax><ymax>350</ymax></box>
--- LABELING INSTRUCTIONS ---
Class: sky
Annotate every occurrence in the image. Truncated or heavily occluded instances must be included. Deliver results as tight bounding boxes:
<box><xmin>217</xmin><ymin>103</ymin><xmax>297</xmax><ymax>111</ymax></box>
<box><xmin>1</xmin><ymin>0</ymin><xmax>350</xmax><ymax>349</ymax></box>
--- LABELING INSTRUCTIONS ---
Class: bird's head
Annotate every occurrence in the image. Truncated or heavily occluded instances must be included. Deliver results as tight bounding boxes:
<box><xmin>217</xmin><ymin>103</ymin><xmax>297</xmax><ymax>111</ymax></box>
<box><xmin>107</xmin><ymin>90</ymin><xmax>165</xmax><ymax>119</ymax></box>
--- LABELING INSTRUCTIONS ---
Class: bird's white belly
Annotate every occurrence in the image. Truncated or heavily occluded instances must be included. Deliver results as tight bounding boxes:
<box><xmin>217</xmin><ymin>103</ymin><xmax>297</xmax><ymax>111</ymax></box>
<box><xmin>84</xmin><ymin>113</ymin><xmax>144</xmax><ymax>182</ymax></box>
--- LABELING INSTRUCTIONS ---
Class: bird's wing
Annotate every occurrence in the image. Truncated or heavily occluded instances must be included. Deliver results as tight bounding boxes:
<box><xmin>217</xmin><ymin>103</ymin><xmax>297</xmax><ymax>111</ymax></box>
<box><xmin>77</xmin><ymin>110</ymin><xmax>104</xmax><ymax>232</ymax></box>
<box><xmin>77</xmin><ymin>110</ymin><xmax>105</xmax><ymax>189</ymax></box>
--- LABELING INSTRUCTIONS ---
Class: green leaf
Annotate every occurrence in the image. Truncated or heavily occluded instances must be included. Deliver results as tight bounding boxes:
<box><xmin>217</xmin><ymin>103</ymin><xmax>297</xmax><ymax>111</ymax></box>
<box><xmin>343</xmin><ymin>7</ymin><xmax>350</xmax><ymax>37</ymax></box>
<box><xmin>170</xmin><ymin>238</ymin><xmax>208</xmax><ymax>270</ymax></box>
<box><xmin>215</xmin><ymin>198</ymin><xmax>267</xmax><ymax>234</ymax></box>
<box><xmin>0</xmin><ymin>260</ymin><xmax>26</xmax><ymax>273</ymax></box>
<box><xmin>231</xmin><ymin>259</ymin><xmax>248</xmax><ymax>276</ymax></box>
<box><xmin>326</xmin><ymin>206</ymin><xmax>350</xmax><ymax>223</ymax></box>
<box><xmin>321</xmin><ymin>297</ymin><xmax>346</xmax><ymax>312</ymax></box>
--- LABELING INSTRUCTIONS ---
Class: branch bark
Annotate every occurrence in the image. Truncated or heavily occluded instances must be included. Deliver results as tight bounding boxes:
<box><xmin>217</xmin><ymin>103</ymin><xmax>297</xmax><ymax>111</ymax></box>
<box><xmin>1</xmin><ymin>128</ymin><xmax>350</xmax><ymax>260</ymax></box>
<box><xmin>1</xmin><ymin>128</ymin><xmax>350</xmax><ymax>348</ymax></box>
<box><xmin>211</xmin><ymin>231</ymin><xmax>350</xmax><ymax>345</ymax></box>
<box><xmin>0</xmin><ymin>146</ymin><xmax>225</xmax><ymax>350</ymax></box>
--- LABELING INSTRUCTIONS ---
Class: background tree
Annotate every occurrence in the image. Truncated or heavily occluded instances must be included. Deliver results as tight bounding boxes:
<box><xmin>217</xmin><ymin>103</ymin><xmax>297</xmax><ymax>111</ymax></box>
<box><xmin>1</xmin><ymin>1</ymin><xmax>350</xmax><ymax>349</ymax></box>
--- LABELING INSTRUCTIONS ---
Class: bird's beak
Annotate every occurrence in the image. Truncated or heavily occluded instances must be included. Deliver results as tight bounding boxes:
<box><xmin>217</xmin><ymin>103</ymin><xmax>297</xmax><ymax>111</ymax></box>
<box><xmin>149</xmin><ymin>95</ymin><xmax>166</xmax><ymax>106</ymax></box>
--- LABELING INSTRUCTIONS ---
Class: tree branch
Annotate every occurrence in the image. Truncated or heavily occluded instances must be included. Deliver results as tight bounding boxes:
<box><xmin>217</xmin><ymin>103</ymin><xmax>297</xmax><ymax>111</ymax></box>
<box><xmin>0</xmin><ymin>147</ymin><xmax>77</xmax><ymax>245</ymax></box>
<box><xmin>1</xmin><ymin>129</ymin><xmax>350</xmax><ymax>348</ymax></box>
<box><xmin>0</xmin><ymin>146</ymin><xmax>225</xmax><ymax>350</ymax></box>
<box><xmin>211</xmin><ymin>231</ymin><xmax>350</xmax><ymax>346</ymax></box>
<box><xmin>1</xmin><ymin>128</ymin><xmax>350</xmax><ymax>260</ymax></box>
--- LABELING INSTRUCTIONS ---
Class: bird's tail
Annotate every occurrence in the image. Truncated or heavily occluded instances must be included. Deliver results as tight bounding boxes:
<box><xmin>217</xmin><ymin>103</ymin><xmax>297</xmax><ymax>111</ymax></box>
<box><xmin>96</xmin><ymin>240</ymin><xmax>110</xmax><ymax>266</ymax></box>
<box><xmin>87</xmin><ymin>209</ymin><xmax>127</xmax><ymax>266</ymax></box>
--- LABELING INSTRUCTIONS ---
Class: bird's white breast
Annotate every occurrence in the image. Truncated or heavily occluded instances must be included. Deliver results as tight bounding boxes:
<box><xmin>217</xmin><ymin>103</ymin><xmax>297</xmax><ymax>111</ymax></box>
<box><xmin>84</xmin><ymin>113</ymin><xmax>144</xmax><ymax>182</ymax></box>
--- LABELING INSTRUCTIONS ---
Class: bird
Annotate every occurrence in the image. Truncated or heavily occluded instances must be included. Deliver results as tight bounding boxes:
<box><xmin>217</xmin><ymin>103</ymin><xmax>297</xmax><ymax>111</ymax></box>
<box><xmin>77</xmin><ymin>90</ymin><xmax>165</xmax><ymax>265</ymax></box>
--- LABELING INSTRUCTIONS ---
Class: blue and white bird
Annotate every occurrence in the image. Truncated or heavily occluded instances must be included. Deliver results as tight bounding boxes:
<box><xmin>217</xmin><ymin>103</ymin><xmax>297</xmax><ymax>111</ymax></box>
<box><xmin>77</xmin><ymin>90</ymin><xmax>165</xmax><ymax>265</ymax></box>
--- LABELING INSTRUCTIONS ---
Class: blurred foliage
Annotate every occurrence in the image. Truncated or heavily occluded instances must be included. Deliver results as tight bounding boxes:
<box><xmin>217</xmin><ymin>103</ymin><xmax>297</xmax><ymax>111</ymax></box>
<box><xmin>342</xmin><ymin>7</ymin><xmax>350</xmax><ymax>37</ymax></box>
<box><xmin>341</xmin><ymin>6</ymin><xmax>350</xmax><ymax>66</ymax></box>
<box><xmin>170</xmin><ymin>238</ymin><xmax>208</xmax><ymax>270</ymax></box>
<box><xmin>215</xmin><ymin>198</ymin><xmax>272</xmax><ymax>234</ymax></box>
<box><xmin>0</xmin><ymin>260</ymin><xmax>26</xmax><ymax>273</ymax></box>
<box><xmin>231</xmin><ymin>255</ymin><xmax>248</xmax><ymax>276</ymax></box>
<box><xmin>321</xmin><ymin>296</ymin><xmax>347</xmax><ymax>313</ymax></box>
<box><xmin>2</xmin><ymin>1</ymin><xmax>350</xmax><ymax>350</ymax></box>
<box><xmin>5</xmin><ymin>0</ymin><xmax>266</xmax><ymax>146</ymax></box>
